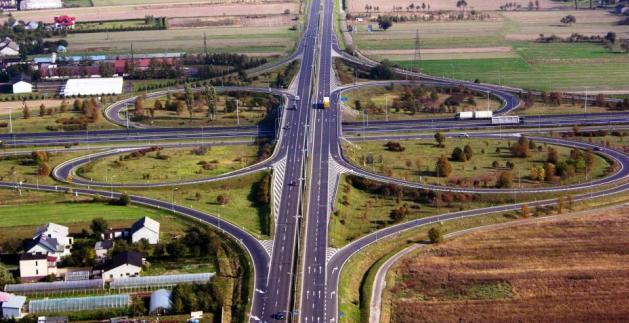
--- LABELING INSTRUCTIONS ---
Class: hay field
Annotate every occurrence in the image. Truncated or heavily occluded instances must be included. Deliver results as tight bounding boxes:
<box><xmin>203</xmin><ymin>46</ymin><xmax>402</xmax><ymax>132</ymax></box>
<box><xmin>387</xmin><ymin>208</ymin><xmax>629</xmax><ymax>322</ymax></box>
<box><xmin>52</xmin><ymin>25</ymin><xmax>296</xmax><ymax>56</ymax></box>
<box><xmin>8</xmin><ymin>2</ymin><xmax>298</xmax><ymax>22</ymax></box>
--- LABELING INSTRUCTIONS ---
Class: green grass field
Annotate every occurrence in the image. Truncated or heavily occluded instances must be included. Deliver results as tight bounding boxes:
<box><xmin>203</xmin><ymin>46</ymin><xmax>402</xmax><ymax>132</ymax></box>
<box><xmin>0</xmin><ymin>151</ymin><xmax>85</xmax><ymax>186</ymax></box>
<box><xmin>74</xmin><ymin>19</ymin><xmax>156</xmax><ymax>31</ymax></box>
<box><xmin>342</xmin><ymin>138</ymin><xmax>611</xmax><ymax>188</ymax></box>
<box><xmin>78</xmin><ymin>144</ymin><xmax>261</xmax><ymax>184</ymax></box>
<box><xmin>352</xmin><ymin>10</ymin><xmax>629</xmax><ymax>91</ymax></box>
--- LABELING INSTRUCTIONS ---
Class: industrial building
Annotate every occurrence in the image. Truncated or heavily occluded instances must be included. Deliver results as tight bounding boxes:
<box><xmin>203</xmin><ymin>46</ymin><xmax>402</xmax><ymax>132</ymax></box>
<box><xmin>62</xmin><ymin>77</ymin><xmax>123</xmax><ymax>96</ymax></box>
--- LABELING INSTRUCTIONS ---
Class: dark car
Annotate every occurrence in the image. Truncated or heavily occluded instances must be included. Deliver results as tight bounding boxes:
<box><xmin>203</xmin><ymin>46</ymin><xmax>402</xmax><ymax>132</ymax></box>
<box><xmin>273</xmin><ymin>312</ymin><xmax>286</xmax><ymax>320</ymax></box>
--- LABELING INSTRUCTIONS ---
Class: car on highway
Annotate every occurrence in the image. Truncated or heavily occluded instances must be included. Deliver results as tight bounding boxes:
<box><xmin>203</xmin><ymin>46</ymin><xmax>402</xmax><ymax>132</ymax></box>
<box><xmin>272</xmin><ymin>311</ymin><xmax>287</xmax><ymax>320</ymax></box>
<box><xmin>295</xmin><ymin>95</ymin><xmax>300</xmax><ymax>101</ymax></box>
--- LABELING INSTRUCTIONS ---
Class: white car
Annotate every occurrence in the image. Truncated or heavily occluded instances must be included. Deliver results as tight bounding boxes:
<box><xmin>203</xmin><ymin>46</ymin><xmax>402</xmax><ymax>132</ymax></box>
<box><xmin>295</xmin><ymin>95</ymin><xmax>300</xmax><ymax>101</ymax></box>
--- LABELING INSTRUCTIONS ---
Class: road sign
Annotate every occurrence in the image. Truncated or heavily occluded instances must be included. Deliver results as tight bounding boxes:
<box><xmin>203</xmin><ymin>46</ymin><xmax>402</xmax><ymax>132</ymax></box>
<box><xmin>340</xmin><ymin>97</ymin><xmax>348</xmax><ymax>103</ymax></box>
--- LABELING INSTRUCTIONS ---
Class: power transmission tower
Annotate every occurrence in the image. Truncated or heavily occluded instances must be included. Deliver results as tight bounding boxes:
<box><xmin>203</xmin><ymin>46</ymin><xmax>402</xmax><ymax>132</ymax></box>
<box><xmin>412</xmin><ymin>28</ymin><xmax>421</xmax><ymax>83</ymax></box>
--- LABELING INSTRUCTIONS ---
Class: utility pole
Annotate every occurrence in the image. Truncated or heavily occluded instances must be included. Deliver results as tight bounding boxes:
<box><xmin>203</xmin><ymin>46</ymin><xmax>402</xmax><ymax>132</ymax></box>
<box><xmin>584</xmin><ymin>87</ymin><xmax>588</xmax><ymax>113</ymax></box>
<box><xmin>236</xmin><ymin>99</ymin><xmax>240</xmax><ymax>126</ymax></box>
<box><xmin>385</xmin><ymin>94</ymin><xmax>389</xmax><ymax>121</ymax></box>
<box><xmin>8</xmin><ymin>107</ymin><xmax>12</xmax><ymax>134</ymax></box>
<box><xmin>203</xmin><ymin>32</ymin><xmax>208</xmax><ymax>58</ymax></box>
<box><xmin>413</xmin><ymin>28</ymin><xmax>421</xmax><ymax>82</ymax></box>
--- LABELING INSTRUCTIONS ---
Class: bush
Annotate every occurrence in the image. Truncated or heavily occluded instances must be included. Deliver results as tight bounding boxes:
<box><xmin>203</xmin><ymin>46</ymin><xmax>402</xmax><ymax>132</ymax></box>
<box><xmin>428</xmin><ymin>227</ymin><xmax>443</xmax><ymax>244</ymax></box>
<box><xmin>495</xmin><ymin>171</ymin><xmax>513</xmax><ymax>188</ymax></box>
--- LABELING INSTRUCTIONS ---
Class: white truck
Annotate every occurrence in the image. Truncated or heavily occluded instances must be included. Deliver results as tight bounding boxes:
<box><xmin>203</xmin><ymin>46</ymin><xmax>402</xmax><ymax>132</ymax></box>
<box><xmin>455</xmin><ymin>110</ymin><xmax>493</xmax><ymax>120</ymax></box>
<box><xmin>491</xmin><ymin>116</ymin><xmax>521</xmax><ymax>125</ymax></box>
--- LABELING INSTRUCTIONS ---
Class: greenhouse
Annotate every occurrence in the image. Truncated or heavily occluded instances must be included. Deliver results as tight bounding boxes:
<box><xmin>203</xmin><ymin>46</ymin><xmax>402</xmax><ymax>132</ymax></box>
<box><xmin>29</xmin><ymin>294</ymin><xmax>130</xmax><ymax>314</ymax></box>
<box><xmin>110</xmin><ymin>273</ymin><xmax>214</xmax><ymax>291</ymax></box>
<box><xmin>4</xmin><ymin>279</ymin><xmax>104</xmax><ymax>295</ymax></box>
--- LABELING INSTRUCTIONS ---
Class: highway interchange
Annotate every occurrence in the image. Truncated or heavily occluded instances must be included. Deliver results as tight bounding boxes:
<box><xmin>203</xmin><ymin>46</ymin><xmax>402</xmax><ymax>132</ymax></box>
<box><xmin>1</xmin><ymin>0</ymin><xmax>628</xmax><ymax>321</ymax></box>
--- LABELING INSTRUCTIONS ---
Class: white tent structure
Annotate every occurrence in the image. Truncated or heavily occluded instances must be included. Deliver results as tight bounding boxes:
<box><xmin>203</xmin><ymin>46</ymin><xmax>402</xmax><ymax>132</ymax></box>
<box><xmin>63</xmin><ymin>77</ymin><xmax>123</xmax><ymax>97</ymax></box>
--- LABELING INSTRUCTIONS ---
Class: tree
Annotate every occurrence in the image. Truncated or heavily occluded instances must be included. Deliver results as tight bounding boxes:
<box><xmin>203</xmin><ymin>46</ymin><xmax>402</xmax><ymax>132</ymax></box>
<box><xmin>495</xmin><ymin>171</ymin><xmax>513</xmax><ymax>188</ymax></box>
<box><xmin>377</xmin><ymin>15</ymin><xmax>393</xmax><ymax>30</ymax></box>
<box><xmin>510</xmin><ymin>136</ymin><xmax>531</xmax><ymax>158</ymax></box>
<box><xmin>463</xmin><ymin>144</ymin><xmax>473</xmax><ymax>160</ymax></box>
<box><xmin>31</xmin><ymin>151</ymin><xmax>49</xmax><ymax>165</ymax></box>
<box><xmin>434</xmin><ymin>131</ymin><xmax>445</xmax><ymax>147</ymax></box>
<box><xmin>451</xmin><ymin>147</ymin><xmax>467</xmax><ymax>162</ymax></box>
<box><xmin>560</xmin><ymin>15</ymin><xmax>576</xmax><ymax>25</ymax></box>
<box><xmin>90</xmin><ymin>217</ymin><xmax>109</xmax><ymax>236</ymax></box>
<box><xmin>134</xmin><ymin>96</ymin><xmax>145</xmax><ymax>117</ymax></box>
<box><xmin>369</xmin><ymin>60</ymin><xmax>395</xmax><ymax>80</ymax></box>
<box><xmin>456</xmin><ymin>0</ymin><xmax>468</xmax><ymax>12</ymax></box>
<box><xmin>547</xmin><ymin>147</ymin><xmax>559</xmax><ymax>164</ymax></box>
<box><xmin>23</xmin><ymin>104</ymin><xmax>30</xmax><ymax>119</ymax></box>
<box><xmin>37</xmin><ymin>162</ymin><xmax>51</xmax><ymax>176</ymax></box>
<box><xmin>428</xmin><ymin>226</ymin><xmax>443</xmax><ymax>244</ymax></box>
<box><xmin>113</xmin><ymin>194</ymin><xmax>131</xmax><ymax>206</ymax></box>
<box><xmin>154</xmin><ymin>99</ymin><xmax>163</xmax><ymax>111</ymax></box>
<box><xmin>184</xmin><ymin>83</ymin><xmax>194</xmax><ymax>121</ymax></box>
<box><xmin>521</xmin><ymin>203</ymin><xmax>529</xmax><ymax>217</ymax></box>
<box><xmin>217</xmin><ymin>194</ymin><xmax>229</xmax><ymax>205</ymax></box>
<box><xmin>39</xmin><ymin>103</ymin><xmax>45</xmax><ymax>117</ymax></box>
<box><xmin>203</xmin><ymin>84</ymin><xmax>217</xmax><ymax>121</ymax></box>
<box><xmin>435</xmin><ymin>155</ymin><xmax>452</xmax><ymax>177</ymax></box>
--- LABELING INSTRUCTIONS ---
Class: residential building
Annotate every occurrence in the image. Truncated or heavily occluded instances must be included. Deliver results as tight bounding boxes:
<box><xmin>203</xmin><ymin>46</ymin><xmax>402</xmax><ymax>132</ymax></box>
<box><xmin>19</xmin><ymin>252</ymin><xmax>57</xmax><ymax>282</ymax></box>
<box><xmin>102</xmin><ymin>216</ymin><xmax>160</xmax><ymax>245</ymax></box>
<box><xmin>102</xmin><ymin>251</ymin><xmax>143</xmax><ymax>281</ymax></box>
<box><xmin>35</xmin><ymin>223</ymin><xmax>73</xmax><ymax>247</ymax></box>
<box><xmin>0</xmin><ymin>37</ymin><xmax>19</xmax><ymax>57</ymax></box>
<box><xmin>11</xmin><ymin>73</ymin><xmax>32</xmax><ymax>94</ymax></box>
<box><xmin>1</xmin><ymin>294</ymin><xmax>26</xmax><ymax>319</ymax></box>
<box><xmin>131</xmin><ymin>217</ymin><xmax>160</xmax><ymax>244</ymax></box>
<box><xmin>94</xmin><ymin>240</ymin><xmax>114</xmax><ymax>261</ymax></box>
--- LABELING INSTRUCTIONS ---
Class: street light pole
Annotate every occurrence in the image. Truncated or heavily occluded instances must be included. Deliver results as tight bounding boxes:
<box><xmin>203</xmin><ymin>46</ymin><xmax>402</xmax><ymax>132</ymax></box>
<box><xmin>385</xmin><ymin>94</ymin><xmax>389</xmax><ymax>122</ymax></box>
<box><xmin>584</xmin><ymin>87</ymin><xmax>588</xmax><ymax>113</ymax></box>
<box><xmin>236</xmin><ymin>99</ymin><xmax>240</xmax><ymax>126</ymax></box>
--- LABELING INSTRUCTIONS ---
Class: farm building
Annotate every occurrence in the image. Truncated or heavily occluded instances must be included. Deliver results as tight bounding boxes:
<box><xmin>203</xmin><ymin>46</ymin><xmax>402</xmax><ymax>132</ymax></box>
<box><xmin>19</xmin><ymin>0</ymin><xmax>62</xmax><ymax>10</ymax></box>
<box><xmin>62</xmin><ymin>77</ymin><xmax>123</xmax><ymax>96</ymax></box>
<box><xmin>1</xmin><ymin>294</ymin><xmax>26</xmax><ymax>320</ymax></box>
<box><xmin>11</xmin><ymin>73</ymin><xmax>32</xmax><ymax>94</ymax></box>
<box><xmin>101</xmin><ymin>251</ymin><xmax>143</xmax><ymax>281</ymax></box>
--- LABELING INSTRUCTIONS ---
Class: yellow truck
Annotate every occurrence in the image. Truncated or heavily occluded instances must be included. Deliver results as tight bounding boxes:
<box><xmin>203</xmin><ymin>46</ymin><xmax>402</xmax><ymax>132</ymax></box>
<box><xmin>323</xmin><ymin>96</ymin><xmax>330</xmax><ymax>109</ymax></box>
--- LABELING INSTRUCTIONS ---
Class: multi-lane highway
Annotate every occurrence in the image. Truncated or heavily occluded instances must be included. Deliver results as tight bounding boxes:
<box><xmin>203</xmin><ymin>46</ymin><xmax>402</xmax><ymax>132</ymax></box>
<box><xmin>1</xmin><ymin>0</ymin><xmax>628</xmax><ymax>321</ymax></box>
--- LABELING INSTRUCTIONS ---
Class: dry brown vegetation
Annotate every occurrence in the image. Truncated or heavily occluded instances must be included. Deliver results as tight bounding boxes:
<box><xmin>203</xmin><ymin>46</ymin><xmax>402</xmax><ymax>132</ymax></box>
<box><xmin>388</xmin><ymin>207</ymin><xmax>629</xmax><ymax>322</ymax></box>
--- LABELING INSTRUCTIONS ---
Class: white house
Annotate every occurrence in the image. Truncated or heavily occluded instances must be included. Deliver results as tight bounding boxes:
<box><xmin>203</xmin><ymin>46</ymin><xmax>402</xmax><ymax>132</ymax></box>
<box><xmin>131</xmin><ymin>217</ymin><xmax>160</xmax><ymax>244</ymax></box>
<box><xmin>26</xmin><ymin>223</ymin><xmax>73</xmax><ymax>259</ymax></box>
<box><xmin>35</xmin><ymin>223</ymin><xmax>73</xmax><ymax>247</ymax></box>
<box><xmin>11</xmin><ymin>74</ymin><xmax>32</xmax><ymax>94</ymax></box>
<box><xmin>19</xmin><ymin>252</ymin><xmax>57</xmax><ymax>282</ymax></box>
<box><xmin>102</xmin><ymin>251</ymin><xmax>143</xmax><ymax>281</ymax></box>
<box><xmin>1</xmin><ymin>293</ymin><xmax>26</xmax><ymax>319</ymax></box>
<box><xmin>0</xmin><ymin>37</ymin><xmax>19</xmax><ymax>57</ymax></box>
